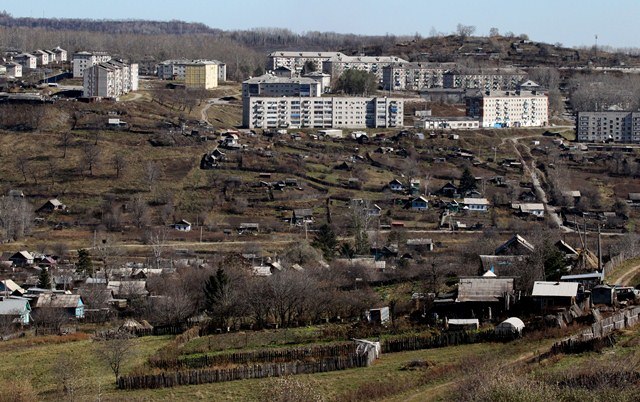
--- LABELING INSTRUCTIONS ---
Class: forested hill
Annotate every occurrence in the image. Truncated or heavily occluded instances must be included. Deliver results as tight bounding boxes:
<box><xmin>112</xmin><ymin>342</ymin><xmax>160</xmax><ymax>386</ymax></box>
<box><xmin>0</xmin><ymin>11</ymin><xmax>219</xmax><ymax>35</ymax></box>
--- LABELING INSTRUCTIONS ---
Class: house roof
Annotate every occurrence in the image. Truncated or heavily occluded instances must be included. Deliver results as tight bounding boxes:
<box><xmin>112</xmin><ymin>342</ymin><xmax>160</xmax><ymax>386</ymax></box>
<box><xmin>107</xmin><ymin>281</ymin><xmax>148</xmax><ymax>297</ymax></box>
<box><xmin>175</xmin><ymin>219</ymin><xmax>191</xmax><ymax>226</ymax></box>
<box><xmin>628</xmin><ymin>193</ymin><xmax>640</xmax><ymax>201</ymax></box>
<box><xmin>531</xmin><ymin>281</ymin><xmax>579</xmax><ymax>297</ymax></box>
<box><xmin>406</xmin><ymin>238</ymin><xmax>433</xmax><ymax>246</ymax></box>
<box><xmin>560</xmin><ymin>272</ymin><xmax>603</xmax><ymax>281</ymax></box>
<box><xmin>555</xmin><ymin>240</ymin><xmax>578</xmax><ymax>256</ymax></box>
<box><xmin>479</xmin><ymin>255</ymin><xmax>525</xmax><ymax>274</ymax></box>
<box><xmin>293</xmin><ymin>208</ymin><xmax>313</xmax><ymax>217</ymax></box>
<box><xmin>0</xmin><ymin>279</ymin><xmax>25</xmax><ymax>294</ymax></box>
<box><xmin>463</xmin><ymin>198</ymin><xmax>490</xmax><ymax>205</ymax></box>
<box><xmin>412</xmin><ymin>196</ymin><xmax>429</xmax><ymax>203</ymax></box>
<box><xmin>35</xmin><ymin>293</ymin><xmax>82</xmax><ymax>308</ymax></box>
<box><xmin>11</xmin><ymin>251</ymin><xmax>34</xmax><ymax>260</ymax></box>
<box><xmin>456</xmin><ymin>277</ymin><xmax>514</xmax><ymax>303</ymax></box>
<box><xmin>562</xmin><ymin>190</ymin><xmax>581</xmax><ymax>198</ymax></box>
<box><xmin>519</xmin><ymin>203</ymin><xmax>544</xmax><ymax>212</ymax></box>
<box><xmin>0</xmin><ymin>297</ymin><xmax>30</xmax><ymax>315</ymax></box>
<box><xmin>448</xmin><ymin>318</ymin><xmax>479</xmax><ymax>326</ymax></box>
<box><xmin>495</xmin><ymin>234</ymin><xmax>535</xmax><ymax>255</ymax></box>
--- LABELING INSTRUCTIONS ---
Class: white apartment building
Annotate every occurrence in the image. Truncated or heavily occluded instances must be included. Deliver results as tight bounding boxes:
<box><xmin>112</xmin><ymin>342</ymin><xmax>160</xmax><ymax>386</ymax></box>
<box><xmin>4</xmin><ymin>62</ymin><xmax>22</xmax><ymax>78</ymax></box>
<box><xmin>382</xmin><ymin>62</ymin><xmax>456</xmax><ymax>91</ymax></box>
<box><xmin>466</xmin><ymin>90</ymin><xmax>548</xmax><ymax>128</ymax></box>
<box><xmin>242</xmin><ymin>74</ymin><xmax>322</xmax><ymax>98</ymax></box>
<box><xmin>83</xmin><ymin>59</ymin><xmax>138</xmax><ymax>98</ymax></box>
<box><xmin>32</xmin><ymin>50</ymin><xmax>50</xmax><ymax>66</ymax></box>
<box><xmin>243</xmin><ymin>96</ymin><xmax>403</xmax><ymax>129</ymax></box>
<box><xmin>323</xmin><ymin>55</ymin><xmax>408</xmax><ymax>82</ymax></box>
<box><xmin>157</xmin><ymin>59</ymin><xmax>226</xmax><ymax>82</ymax></box>
<box><xmin>51</xmin><ymin>47</ymin><xmax>68</xmax><ymax>63</ymax></box>
<box><xmin>13</xmin><ymin>53</ymin><xmax>37</xmax><ymax>70</ymax></box>
<box><xmin>72</xmin><ymin>51</ymin><xmax>112</xmax><ymax>78</ymax></box>
<box><xmin>268</xmin><ymin>51</ymin><xmax>345</xmax><ymax>75</ymax></box>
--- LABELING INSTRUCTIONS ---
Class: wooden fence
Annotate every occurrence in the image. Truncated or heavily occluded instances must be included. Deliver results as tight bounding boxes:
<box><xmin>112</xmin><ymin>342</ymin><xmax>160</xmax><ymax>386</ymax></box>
<box><xmin>381</xmin><ymin>330</ymin><xmax>494</xmax><ymax>354</ymax></box>
<box><xmin>551</xmin><ymin>306</ymin><xmax>640</xmax><ymax>354</ymax></box>
<box><xmin>118</xmin><ymin>355</ymin><xmax>368</xmax><ymax>390</ymax></box>
<box><xmin>148</xmin><ymin>342</ymin><xmax>356</xmax><ymax>370</ymax></box>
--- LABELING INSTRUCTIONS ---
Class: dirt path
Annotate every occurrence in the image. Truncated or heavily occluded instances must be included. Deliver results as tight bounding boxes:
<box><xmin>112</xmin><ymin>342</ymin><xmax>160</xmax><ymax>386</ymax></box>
<box><xmin>609</xmin><ymin>261</ymin><xmax>640</xmax><ymax>286</ymax></box>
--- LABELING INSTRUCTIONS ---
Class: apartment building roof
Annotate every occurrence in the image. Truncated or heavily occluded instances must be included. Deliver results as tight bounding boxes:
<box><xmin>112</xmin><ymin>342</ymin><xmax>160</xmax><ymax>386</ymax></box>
<box><xmin>328</xmin><ymin>55</ymin><xmax>408</xmax><ymax>63</ymax></box>
<box><xmin>269</xmin><ymin>51</ymin><xmax>346</xmax><ymax>58</ymax></box>
<box><xmin>244</xmin><ymin>73</ymin><xmax>317</xmax><ymax>85</ymax></box>
<box><xmin>478</xmin><ymin>90</ymin><xmax>547</xmax><ymax>98</ymax></box>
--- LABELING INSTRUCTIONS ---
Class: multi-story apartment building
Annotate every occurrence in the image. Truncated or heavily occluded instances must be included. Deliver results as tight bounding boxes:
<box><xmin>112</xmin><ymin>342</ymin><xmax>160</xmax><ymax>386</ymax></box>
<box><xmin>242</xmin><ymin>74</ymin><xmax>322</xmax><ymax>98</ymax></box>
<box><xmin>13</xmin><ymin>53</ymin><xmax>37</xmax><ymax>70</ymax></box>
<box><xmin>72</xmin><ymin>51</ymin><xmax>112</xmax><ymax>78</ymax></box>
<box><xmin>83</xmin><ymin>59</ymin><xmax>138</xmax><ymax>98</ymax></box>
<box><xmin>268</xmin><ymin>51</ymin><xmax>345</xmax><ymax>76</ymax></box>
<box><xmin>157</xmin><ymin>59</ymin><xmax>226</xmax><ymax>82</ymax></box>
<box><xmin>466</xmin><ymin>90</ymin><xmax>548</xmax><ymax>128</ymax></box>
<box><xmin>382</xmin><ymin>62</ymin><xmax>456</xmax><ymax>91</ymax></box>
<box><xmin>184</xmin><ymin>61</ymin><xmax>218</xmax><ymax>89</ymax></box>
<box><xmin>576</xmin><ymin>111</ymin><xmax>640</xmax><ymax>143</ymax></box>
<box><xmin>243</xmin><ymin>96</ymin><xmax>403</xmax><ymax>129</ymax></box>
<box><xmin>32</xmin><ymin>50</ymin><xmax>50</xmax><ymax>66</ymax></box>
<box><xmin>323</xmin><ymin>55</ymin><xmax>408</xmax><ymax>82</ymax></box>
<box><xmin>443</xmin><ymin>68</ymin><xmax>527</xmax><ymax>91</ymax></box>
<box><xmin>51</xmin><ymin>47</ymin><xmax>67</xmax><ymax>63</ymax></box>
<box><xmin>4</xmin><ymin>62</ymin><xmax>22</xmax><ymax>78</ymax></box>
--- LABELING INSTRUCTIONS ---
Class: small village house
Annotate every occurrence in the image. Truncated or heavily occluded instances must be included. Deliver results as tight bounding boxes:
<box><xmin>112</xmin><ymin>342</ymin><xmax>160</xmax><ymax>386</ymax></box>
<box><xmin>463</xmin><ymin>197</ymin><xmax>490</xmax><ymax>212</ymax></box>
<box><xmin>292</xmin><ymin>209</ymin><xmax>313</xmax><ymax>225</ymax></box>
<box><xmin>388</xmin><ymin>179</ymin><xmax>404</xmax><ymax>192</ymax></box>
<box><xmin>9</xmin><ymin>251</ymin><xmax>34</xmax><ymax>267</ymax></box>
<box><xmin>366</xmin><ymin>307</ymin><xmax>390</xmax><ymax>324</ymax></box>
<box><xmin>34</xmin><ymin>293</ymin><xmax>85</xmax><ymax>319</ymax></box>
<box><xmin>531</xmin><ymin>281</ymin><xmax>579</xmax><ymax>311</ymax></box>
<box><xmin>409</xmin><ymin>196</ymin><xmax>429</xmax><ymax>211</ymax></box>
<box><xmin>172</xmin><ymin>219</ymin><xmax>192</xmax><ymax>232</ymax></box>
<box><xmin>0</xmin><ymin>297</ymin><xmax>31</xmax><ymax>325</ymax></box>
<box><xmin>37</xmin><ymin>198</ymin><xmax>67</xmax><ymax>213</ymax></box>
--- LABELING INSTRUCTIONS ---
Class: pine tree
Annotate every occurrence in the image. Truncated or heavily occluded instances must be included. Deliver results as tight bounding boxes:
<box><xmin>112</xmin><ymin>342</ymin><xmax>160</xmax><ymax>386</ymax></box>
<box><xmin>459</xmin><ymin>167</ymin><xmax>477</xmax><ymax>193</ymax></box>
<box><xmin>37</xmin><ymin>267</ymin><xmax>51</xmax><ymax>289</ymax></box>
<box><xmin>203</xmin><ymin>268</ymin><xmax>232</xmax><ymax>327</ymax></box>
<box><xmin>76</xmin><ymin>249</ymin><xmax>94</xmax><ymax>275</ymax></box>
<box><xmin>312</xmin><ymin>224</ymin><xmax>338</xmax><ymax>260</ymax></box>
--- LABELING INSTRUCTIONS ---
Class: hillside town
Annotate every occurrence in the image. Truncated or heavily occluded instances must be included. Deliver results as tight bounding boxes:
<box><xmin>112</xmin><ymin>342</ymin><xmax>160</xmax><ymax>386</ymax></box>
<box><xmin>1</xmin><ymin>7</ymin><xmax>640</xmax><ymax>401</ymax></box>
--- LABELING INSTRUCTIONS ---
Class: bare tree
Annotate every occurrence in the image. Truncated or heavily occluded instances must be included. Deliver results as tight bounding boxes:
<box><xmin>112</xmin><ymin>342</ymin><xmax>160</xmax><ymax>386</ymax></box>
<box><xmin>59</xmin><ymin>131</ymin><xmax>73</xmax><ymax>158</ymax></box>
<box><xmin>456</xmin><ymin>23</ymin><xmax>476</xmax><ymax>38</ymax></box>
<box><xmin>145</xmin><ymin>161</ymin><xmax>162</xmax><ymax>192</ymax></box>
<box><xmin>16</xmin><ymin>155</ymin><xmax>29</xmax><ymax>182</ymax></box>
<box><xmin>112</xmin><ymin>153</ymin><xmax>128</xmax><ymax>179</ymax></box>
<box><xmin>147</xmin><ymin>228</ymin><xmax>168</xmax><ymax>269</ymax></box>
<box><xmin>81</xmin><ymin>142</ymin><xmax>100</xmax><ymax>176</ymax></box>
<box><xmin>130</xmin><ymin>196</ymin><xmax>149</xmax><ymax>228</ymax></box>
<box><xmin>94</xmin><ymin>332</ymin><xmax>134</xmax><ymax>383</ymax></box>
<box><xmin>489</xmin><ymin>27</ymin><xmax>500</xmax><ymax>37</ymax></box>
<box><xmin>54</xmin><ymin>349</ymin><xmax>86</xmax><ymax>399</ymax></box>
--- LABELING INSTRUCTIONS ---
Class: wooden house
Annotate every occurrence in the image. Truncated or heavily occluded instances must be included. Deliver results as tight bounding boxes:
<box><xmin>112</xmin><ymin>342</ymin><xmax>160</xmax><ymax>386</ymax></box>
<box><xmin>388</xmin><ymin>179</ymin><xmax>404</xmax><ymax>192</ymax></box>
<box><xmin>292</xmin><ymin>209</ymin><xmax>313</xmax><ymax>225</ymax></box>
<box><xmin>0</xmin><ymin>297</ymin><xmax>31</xmax><ymax>325</ymax></box>
<box><xmin>495</xmin><ymin>234</ymin><xmax>535</xmax><ymax>255</ymax></box>
<box><xmin>531</xmin><ymin>281</ymin><xmax>579</xmax><ymax>311</ymax></box>
<box><xmin>172</xmin><ymin>219</ymin><xmax>192</xmax><ymax>232</ymax></box>
<box><xmin>34</xmin><ymin>293</ymin><xmax>84</xmax><ymax>319</ymax></box>
<box><xmin>37</xmin><ymin>198</ymin><xmax>66</xmax><ymax>213</ymax></box>
<box><xmin>9</xmin><ymin>251</ymin><xmax>34</xmax><ymax>267</ymax></box>
<box><xmin>438</xmin><ymin>182</ymin><xmax>459</xmax><ymax>198</ymax></box>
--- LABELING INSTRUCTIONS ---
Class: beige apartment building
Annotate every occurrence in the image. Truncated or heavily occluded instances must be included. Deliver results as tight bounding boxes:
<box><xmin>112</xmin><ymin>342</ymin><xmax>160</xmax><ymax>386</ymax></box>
<box><xmin>72</xmin><ymin>51</ymin><xmax>112</xmax><ymax>78</ymax></box>
<box><xmin>268</xmin><ymin>51</ymin><xmax>345</xmax><ymax>75</ymax></box>
<box><xmin>83</xmin><ymin>60</ymin><xmax>138</xmax><ymax>98</ymax></box>
<box><xmin>185</xmin><ymin>61</ymin><xmax>218</xmax><ymax>89</ymax></box>
<box><xmin>382</xmin><ymin>62</ymin><xmax>456</xmax><ymax>90</ymax></box>
<box><xmin>466</xmin><ymin>90</ymin><xmax>548</xmax><ymax>128</ymax></box>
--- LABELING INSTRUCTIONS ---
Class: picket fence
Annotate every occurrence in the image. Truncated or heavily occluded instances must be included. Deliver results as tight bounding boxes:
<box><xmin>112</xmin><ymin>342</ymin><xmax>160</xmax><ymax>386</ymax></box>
<box><xmin>149</xmin><ymin>342</ymin><xmax>355</xmax><ymax>370</ymax></box>
<box><xmin>118</xmin><ymin>355</ymin><xmax>368</xmax><ymax>390</ymax></box>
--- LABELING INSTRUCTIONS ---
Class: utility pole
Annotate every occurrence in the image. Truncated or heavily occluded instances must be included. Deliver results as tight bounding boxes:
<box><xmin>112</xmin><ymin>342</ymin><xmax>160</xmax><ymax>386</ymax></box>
<box><xmin>597</xmin><ymin>223</ymin><xmax>603</xmax><ymax>273</ymax></box>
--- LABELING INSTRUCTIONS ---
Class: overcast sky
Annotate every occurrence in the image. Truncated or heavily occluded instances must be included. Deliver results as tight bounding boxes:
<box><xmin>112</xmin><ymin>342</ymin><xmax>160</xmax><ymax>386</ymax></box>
<box><xmin>5</xmin><ymin>0</ymin><xmax>640</xmax><ymax>49</ymax></box>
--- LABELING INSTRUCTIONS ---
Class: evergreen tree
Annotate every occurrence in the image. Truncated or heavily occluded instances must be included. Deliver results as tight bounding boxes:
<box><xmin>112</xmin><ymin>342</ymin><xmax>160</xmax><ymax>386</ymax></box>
<box><xmin>203</xmin><ymin>268</ymin><xmax>232</xmax><ymax>327</ymax></box>
<box><xmin>543</xmin><ymin>241</ymin><xmax>569</xmax><ymax>280</ymax></box>
<box><xmin>76</xmin><ymin>249</ymin><xmax>94</xmax><ymax>276</ymax></box>
<box><xmin>459</xmin><ymin>167</ymin><xmax>477</xmax><ymax>193</ymax></box>
<box><xmin>311</xmin><ymin>224</ymin><xmax>338</xmax><ymax>260</ymax></box>
<box><xmin>37</xmin><ymin>267</ymin><xmax>51</xmax><ymax>289</ymax></box>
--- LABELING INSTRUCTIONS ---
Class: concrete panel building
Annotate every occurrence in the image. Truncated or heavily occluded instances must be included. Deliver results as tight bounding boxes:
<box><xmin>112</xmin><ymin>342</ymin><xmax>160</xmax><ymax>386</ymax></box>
<box><xmin>184</xmin><ymin>61</ymin><xmax>218</xmax><ymax>89</ymax></box>
<box><xmin>242</xmin><ymin>74</ymin><xmax>322</xmax><ymax>98</ymax></box>
<box><xmin>382</xmin><ymin>62</ymin><xmax>456</xmax><ymax>91</ymax></box>
<box><xmin>157</xmin><ymin>59</ymin><xmax>226</xmax><ymax>82</ymax></box>
<box><xmin>13</xmin><ymin>53</ymin><xmax>37</xmax><ymax>70</ymax></box>
<box><xmin>268</xmin><ymin>51</ymin><xmax>345</xmax><ymax>76</ymax></box>
<box><xmin>466</xmin><ymin>90</ymin><xmax>548</xmax><ymax>128</ymax></box>
<box><xmin>73</xmin><ymin>51</ymin><xmax>111</xmax><ymax>78</ymax></box>
<box><xmin>83</xmin><ymin>59</ymin><xmax>138</xmax><ymax>98</ymax></box>
<box><xmin>443</xmin><ymin>68</ymin><xmax>527</xmax><ymax>91</ymax></box>
<box><xmin>4</xmin><ymin>62</ymin><xmax>22</xmax><ymax>78</ymax></box>
<box><xmin>576</xmin><ymin>111</ymin><xmax>640</xmax><ymax>143</ymax></box>
<box><xmin>323</xmin><ymin>55</ymin><xmax>408</xmax><ymax>82</ymax></box>
<box><xmin>243</xmin><ymin>96</ymin><xmax>403</xmax><ymax>129</ymax></box>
